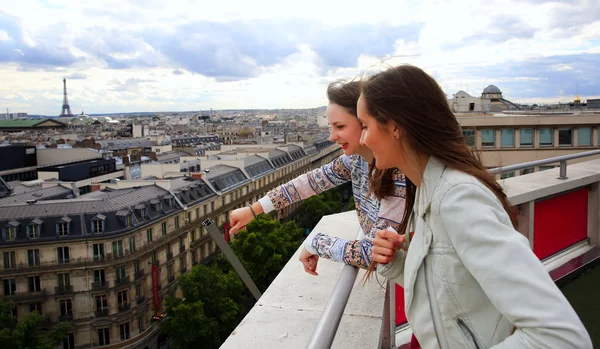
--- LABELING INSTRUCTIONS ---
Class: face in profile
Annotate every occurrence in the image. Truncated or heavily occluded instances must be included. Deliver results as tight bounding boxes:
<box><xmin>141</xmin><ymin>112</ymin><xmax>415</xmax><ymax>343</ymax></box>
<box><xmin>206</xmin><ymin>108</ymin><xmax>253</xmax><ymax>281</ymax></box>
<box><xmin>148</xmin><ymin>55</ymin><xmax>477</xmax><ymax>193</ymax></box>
<box><xmin>358</xmin><ymin>95</ymin><xmax>401</xmax><ymax>170</ymax></box>
<box><xmin>327</xmin><ymin>103</ymin><xmax>363</xmax><ymax>156</ymax></box>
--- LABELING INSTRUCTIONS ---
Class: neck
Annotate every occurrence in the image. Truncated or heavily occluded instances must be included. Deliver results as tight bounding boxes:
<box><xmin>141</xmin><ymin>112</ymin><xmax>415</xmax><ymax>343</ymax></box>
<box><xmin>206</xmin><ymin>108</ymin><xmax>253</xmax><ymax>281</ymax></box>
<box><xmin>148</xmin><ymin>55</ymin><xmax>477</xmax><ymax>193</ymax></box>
<box><xmin>399</xmin><ymin>153</ymin><xmax>430</xmax><ymax>187</ymax></box>
<box><xmin>356</xmin><ymin>147</ymin><xmax>374</xmax><ymax>163</ymax></box>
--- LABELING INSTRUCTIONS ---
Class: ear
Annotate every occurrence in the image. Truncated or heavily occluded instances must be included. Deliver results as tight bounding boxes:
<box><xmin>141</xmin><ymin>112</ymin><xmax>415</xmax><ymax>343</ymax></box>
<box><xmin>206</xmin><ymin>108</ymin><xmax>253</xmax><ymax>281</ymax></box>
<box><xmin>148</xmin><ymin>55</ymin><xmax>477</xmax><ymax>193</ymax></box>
<box><xmin>387</xmin><ymin>120</ymin><xmax>400</xmax><ymax>140</ymax></box>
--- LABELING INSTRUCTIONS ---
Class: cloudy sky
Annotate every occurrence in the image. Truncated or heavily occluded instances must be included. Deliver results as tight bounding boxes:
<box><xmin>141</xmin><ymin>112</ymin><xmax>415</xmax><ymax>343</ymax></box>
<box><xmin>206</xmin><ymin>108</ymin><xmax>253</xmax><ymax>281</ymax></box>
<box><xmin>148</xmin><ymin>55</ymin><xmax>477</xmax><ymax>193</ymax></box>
<box><xmin>1</xmin><ymin>0</ymin><xmax>599</xmax><ymax>115</ymax></box>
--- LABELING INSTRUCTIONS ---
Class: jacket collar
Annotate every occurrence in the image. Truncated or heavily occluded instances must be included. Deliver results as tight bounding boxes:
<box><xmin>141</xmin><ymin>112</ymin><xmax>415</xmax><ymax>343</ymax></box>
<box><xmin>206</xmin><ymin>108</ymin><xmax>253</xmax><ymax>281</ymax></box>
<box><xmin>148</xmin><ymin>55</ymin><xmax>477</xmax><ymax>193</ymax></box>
<box><xmin>415</xmin><ymin>156</ymin><xmax>447</xmax><ymax>218</ymax></box>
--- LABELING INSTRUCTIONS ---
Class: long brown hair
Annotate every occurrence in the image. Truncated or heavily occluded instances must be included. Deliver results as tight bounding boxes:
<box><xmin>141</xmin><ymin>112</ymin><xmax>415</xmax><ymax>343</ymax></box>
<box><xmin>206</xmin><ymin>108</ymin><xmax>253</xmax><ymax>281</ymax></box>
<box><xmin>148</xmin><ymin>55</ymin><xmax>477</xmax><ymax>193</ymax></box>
<box><xmin>327</xmin><ymin>79</ymin><xmax>396</xmax><ymax>198</ymax></box>
<box><xmin>361</xmin><ymin>65</ymin><xmax>517</xmax><ymax>274</ymax></box>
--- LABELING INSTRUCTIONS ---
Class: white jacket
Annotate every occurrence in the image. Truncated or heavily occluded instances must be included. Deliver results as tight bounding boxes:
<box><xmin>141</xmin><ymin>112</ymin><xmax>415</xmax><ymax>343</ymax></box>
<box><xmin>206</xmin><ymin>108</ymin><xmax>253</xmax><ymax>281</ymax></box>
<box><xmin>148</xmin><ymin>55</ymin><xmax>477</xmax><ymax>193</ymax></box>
<box><xmin>378</xmin><ymin>156</ymin><xmax>591</xmax><ymax>349</ymax></box>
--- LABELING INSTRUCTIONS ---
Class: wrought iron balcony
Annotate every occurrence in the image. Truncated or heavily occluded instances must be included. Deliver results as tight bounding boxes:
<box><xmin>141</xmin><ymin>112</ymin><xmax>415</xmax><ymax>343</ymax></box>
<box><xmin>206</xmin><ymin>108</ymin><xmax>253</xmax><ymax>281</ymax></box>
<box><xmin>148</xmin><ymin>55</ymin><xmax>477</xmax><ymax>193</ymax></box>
<box><xmin>2</xmin><ymin>289</ymin><xmax>47</xmax><ymax>303</ymax></box>
<box><xmin>167</xmin><ymin>251</ymin><xmax>174</xmax><ymax>261</ymax></box>
<box><xmin>54</xmin><ymin>285</ymin><xmax>73</xmax><ymax>295</ymax></box>
<box><xmin>179</xmin><ymin>245</ymin><xmax>185</xmax><ymax>253</ymax></box>
<box><xmin>136</xmin><ymin>296</ymin><xmax>146</xmax><ymax>305</ymax></box>
<box><xmin>94</xmin><ymin>309</ymin><xmax>109</xmax><ymax>318</ymax></box>
<box><xmin>115</xmin><ymin>276</ymin><xmax>130</xmax><ymax>287</ymax></box>
<box><xmin>91</xmin><ymin>281</ymin><xmax>109</xmax><ymax>290</ymax></box>
<box><xmin>60</xmin><ymin>313</ymin><xmax>73</xmax><ymax>322</ymax></box>
<box><xmin>118</xmin><ymin>302</ymin><xmax>131</xmax><ymax>312</ymax></box>
<box><xmin>135</xmin><ymin>269</ymin><xmax>145</xmax><ymax>280</ymax></box>
<box><xmin>168</xmin><ymin>275</ymin><xmax>175</xmax><ymax>283</ymax></box>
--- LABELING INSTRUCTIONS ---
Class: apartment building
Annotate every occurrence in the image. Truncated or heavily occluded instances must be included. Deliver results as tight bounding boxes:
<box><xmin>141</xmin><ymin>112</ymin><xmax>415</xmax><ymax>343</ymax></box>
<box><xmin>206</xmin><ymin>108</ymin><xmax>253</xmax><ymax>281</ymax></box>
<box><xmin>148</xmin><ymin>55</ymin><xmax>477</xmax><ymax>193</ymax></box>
<box><xmin>0</xmin><ymin>139</ymin><xmax>340</xmax><ymax>349</ymax></box>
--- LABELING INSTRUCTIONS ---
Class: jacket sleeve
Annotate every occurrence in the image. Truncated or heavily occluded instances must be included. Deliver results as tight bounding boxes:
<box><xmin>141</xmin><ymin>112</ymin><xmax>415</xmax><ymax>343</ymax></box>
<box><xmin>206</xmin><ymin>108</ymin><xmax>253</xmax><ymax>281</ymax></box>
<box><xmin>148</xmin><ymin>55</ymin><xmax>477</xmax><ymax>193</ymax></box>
<box><xmin>304</xmin><ymin>170</ymin><xmax>406</xmax><ymax>269</ymax></box>
<box><xmin>258</xmin><ymin>155</ymin><xmax>354</xmax><ymax>213</ymax></box>
<box><xmin>438</xmin><ymin>183</ymin><xmax>592</xmax><ymax>349</ymax></box>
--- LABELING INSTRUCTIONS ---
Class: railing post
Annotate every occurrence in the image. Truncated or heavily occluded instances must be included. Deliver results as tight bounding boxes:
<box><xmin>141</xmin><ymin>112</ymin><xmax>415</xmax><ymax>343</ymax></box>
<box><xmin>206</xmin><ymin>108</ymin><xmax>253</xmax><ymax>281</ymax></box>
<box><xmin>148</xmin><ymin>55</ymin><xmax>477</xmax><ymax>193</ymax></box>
<box><xmin>558</xmin><ymin>160</ymin><xmax>568</xmax><ymax>180</ymax></box>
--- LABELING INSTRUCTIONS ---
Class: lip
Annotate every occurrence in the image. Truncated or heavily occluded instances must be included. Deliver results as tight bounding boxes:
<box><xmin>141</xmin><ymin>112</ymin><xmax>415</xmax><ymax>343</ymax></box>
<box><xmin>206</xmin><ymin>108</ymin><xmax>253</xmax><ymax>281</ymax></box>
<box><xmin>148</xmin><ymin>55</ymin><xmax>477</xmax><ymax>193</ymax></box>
<box><xmin>340</xmin><ymin>144</ymin><xmax>348</xmax><ymax>149</ymax></box>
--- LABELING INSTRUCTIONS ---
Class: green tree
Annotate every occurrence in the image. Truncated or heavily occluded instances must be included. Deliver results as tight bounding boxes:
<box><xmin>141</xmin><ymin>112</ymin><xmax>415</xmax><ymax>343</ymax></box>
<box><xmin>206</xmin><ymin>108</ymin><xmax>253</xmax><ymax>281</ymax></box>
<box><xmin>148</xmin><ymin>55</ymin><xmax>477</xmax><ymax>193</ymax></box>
<box><xmin>229</xmin><ymin>214</ymin><xmax>304</xmax><ymax>291</ymax></box>
<box><xmin>161</xmin><ymin>264</ymin><xmax>244</xmax><ymax>349</ymax></box>
<box><xmin>0</xmin><ymin>301</ymin><xmax>72</xmax><ymax>349</ymax></box>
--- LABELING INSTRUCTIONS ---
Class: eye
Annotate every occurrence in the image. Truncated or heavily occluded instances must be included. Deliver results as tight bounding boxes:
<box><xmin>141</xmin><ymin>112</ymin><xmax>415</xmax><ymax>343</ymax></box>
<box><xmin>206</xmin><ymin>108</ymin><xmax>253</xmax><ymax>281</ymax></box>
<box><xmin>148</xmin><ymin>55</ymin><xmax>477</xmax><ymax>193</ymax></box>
<box><xmin>336</xmin><ymin>125</ymin><xmax>345</xmax><ymax>130</ymax></box>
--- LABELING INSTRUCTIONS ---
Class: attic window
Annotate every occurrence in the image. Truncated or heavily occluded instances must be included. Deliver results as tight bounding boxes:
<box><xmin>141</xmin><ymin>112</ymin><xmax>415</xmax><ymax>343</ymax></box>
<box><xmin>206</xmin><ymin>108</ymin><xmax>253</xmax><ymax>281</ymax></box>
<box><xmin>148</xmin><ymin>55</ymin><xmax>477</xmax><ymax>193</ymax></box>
<box><xmin>57</xmin><ymin>217</ymin><xmax>71</xmax><ymax>236</ymax></box>
<box><xmin>2</xmin><ymin>223</ymin><xmax>18</xmax><ymax>241</ymax></box>
<box><xmin>135</xmin><ymin>204</ymin><xmax>148</xmax><ymax>219</ymax></box>
<box><xmin>27</xmin><ymin>219</ymin><xmax>42</xmax><ymax>239</ymax></box>
<box><xmin>91</xmin><ymin>214</ymin><xmax>106</xmax><ymax>233</ymax></box>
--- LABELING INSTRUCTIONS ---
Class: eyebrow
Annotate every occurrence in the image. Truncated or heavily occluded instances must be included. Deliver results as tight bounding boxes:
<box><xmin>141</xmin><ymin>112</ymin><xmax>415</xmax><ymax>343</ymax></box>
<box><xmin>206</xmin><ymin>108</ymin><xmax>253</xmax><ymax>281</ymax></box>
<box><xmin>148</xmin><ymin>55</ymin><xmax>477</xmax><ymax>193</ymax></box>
<box><xmin>331</xmin><ymin>121</ymin><xmax>342</xmax><ymax>125</ymax></box>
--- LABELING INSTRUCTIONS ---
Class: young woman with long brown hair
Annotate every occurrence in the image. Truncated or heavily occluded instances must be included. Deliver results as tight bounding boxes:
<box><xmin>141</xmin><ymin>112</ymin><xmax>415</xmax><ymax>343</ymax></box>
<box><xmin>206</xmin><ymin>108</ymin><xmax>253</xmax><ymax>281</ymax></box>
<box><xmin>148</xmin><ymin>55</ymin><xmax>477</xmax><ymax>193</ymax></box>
<box><xmin>362</xmin><ymin>65</ymin><xmax>591</xmax><ymax>348</ymax></box>
<box><xmin>228</xmin><ymin>79</ymin><xmax>406</xmax><ymax>275</ymax></box>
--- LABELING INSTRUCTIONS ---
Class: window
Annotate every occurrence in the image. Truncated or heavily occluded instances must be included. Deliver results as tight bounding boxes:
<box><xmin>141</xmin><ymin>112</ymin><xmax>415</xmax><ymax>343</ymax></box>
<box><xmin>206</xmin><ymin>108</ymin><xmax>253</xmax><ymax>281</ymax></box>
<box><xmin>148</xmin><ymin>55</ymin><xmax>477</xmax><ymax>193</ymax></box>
<box><xmin>30</xmin><ymin>302</ymin><xmax>42</xmax><ymax>314</ymax></box>
<box><xmin>167</xmin><ymin>264</ymin><xmax>174</xmax><ymax>281</ymax></box>
<box><xmin>57</xmin><ymin>222</ymin><xmax>70</xmax><ymax>236</ymax></box>
<box><xmin>94</xmin><ymin>270</ymin><xmax>106</xmax><ymax>284</ymax></box>
<box><xmin>187</xmin><ymin>212</ymin><xmax>191</xmax><ymax>224</ymax></box>
<box><xmin>520</xmin><ymin>128</ymin><xmax>534</xmax><ymax>147</ymax></box>
<box><xmin>500</xmin><ymin>129</ymin><xmax>515</xmax><ymax>148</ymax></box>
<box><xmin>117</xmin><ymin>290</ymin><xmax>128</xmax><ymax>306</ymax></box>
<box><xmin>2</xmin><ymin>226</ymin><xmax>16</xmax><ymax>241</ymax></box>
<box><xmin>174</xmin><ymin>216</ymin><xmax>180</xmax><ymax>229</ymax></box>
<box><xmin>211</xmin><ymin>202</ymin><xmax>214</xmax><ymax>211</ymax></box>
<box><xmin>578</xmin><ymin>127</ymin><xmax>592</xmax><ymax>146</ymax></box>
<box><xmin>60</xmin><ymin>299</ymin><xmax>72</xmax><ymax>317</ymax></box>
<box><xmin>92</xmin><ymin>219</ymin><xmax>104</xmax><ymax>234</ymax></box>
<box><xmin>138</xmin><ymin>317</ymin><xmax>145</xmax><ymax>333</ymax></box>
<box><xmin>3</xmin><ymin>279</ymin><xmax>16</xmax><ymax>295</ymax></box>
<box><xmin>161</xmin><ymin>222</ymin><xmax>167</xmax><ymax>236</ymax></box>
<box><xmin>116</xmin><ymin>266</ymin><xmax>126</xmax><ymax>282</ymax></box>
<box><xmin>559</xmin><ymin>128</ymin><xmax>572</xmax><ymax>146</ymax></box>
<box><xmin>481</xmin><ymin>129</ymin><xmax>495</xmax><ymax>147</ymax></box>
<box><xmin>129</xmin><ymin>236</ymin><xmax>136</xmax><ymax>253</ymax></box>
<box><xmin>96</xmin><ymin>295</ymin><xmax>108</xmax><ymax>311</ymax></box>
<box><xmin>126</xmin><ymin>214</ymin><xmax>133</xmax><ymax>227</ymax></box>
<box><xmin>120</xmin><ymin>323</ymin><xmax>131</xmax><ymax>340</ymax></box>
<box><xmin>3</xmin><ymin>251</ymin><xmax>16</xmax><ymax>269</ymax></box>
<box><xmin>146</xmin><ymin>229</ymin><xmax>153</xmax><ymax>242</ymax></box>
<box><xmin>135</xmin><ymin>284</ymin><xmax>142</xmax><ymax>299</ymax></box>
<box><xmin>28</xmin><ymin>249</ymin><xmax>40</xmax><ymax>266</ymax></box>
<box><xmin>63</xmin><ymin>333</ymin><xmax>75</xmax><ymax>349</ymax></box>
<box><xmin>112</xmin><ymin>241</ymin><xmax>123</xmax><ymax>257</ymax></box>
<box><xmin>27</xmin><ymin>223</ymin><xmax>40</xmax><ymax>239</ymax></box>
<box><xmin>28</xmin><ymin>276</ymin><xmax>41</xmax><ymax>292</ymax></box>
<box><xmin>179</xmin><ymin>237</ymin><xmax>184</xmax><ymax>251</ymax></box>
<box><xmin>540</xmin><ymin>128</ymin><xmax>553</xmax><ymax>146</ymax></box>
<box><xmin>462</xmin><ymin>129</ymin><xmax>475</xmax><ymax>147</ymax></box>
<box><xmin>195</xmin><ymin>208</ymin><xmax>199</xmax><ymax>220</ymax></box>
<box><xmin>98</xmin><ymin>328</ymin><xmax>110</xmax><ymax>346</ymax></box>
<box><xmin>93</xmin><ymin>244</ymin><xmax>105</xmax><ymax>261</ymax></box>
<box><xmin>58</xmin><ymin>273</ymin><xmax>70</xmax><ymax>289</ymax></box>
<box><xmin>191</xmin><ymin>229</ymin><xmax>195</xmax><ymax>242</ymax></box>
<box><xmin>57</xmin><ymin>246</ymin><xmax>70</xmax><ymax>264</ymax></box>
<box><xmin>204</xmin><ymin>205</ymin><xmax>207</xmax><ymax>215</ymax></box>
<box><xmin>155</xmin><ymin>202</ymin><xmax>162</xmax><ymax>213</ymax></box>
<box><xmin>152</xmin><ymin>251</ymin><xmax>157</xmax><ymax>264</ymax></box>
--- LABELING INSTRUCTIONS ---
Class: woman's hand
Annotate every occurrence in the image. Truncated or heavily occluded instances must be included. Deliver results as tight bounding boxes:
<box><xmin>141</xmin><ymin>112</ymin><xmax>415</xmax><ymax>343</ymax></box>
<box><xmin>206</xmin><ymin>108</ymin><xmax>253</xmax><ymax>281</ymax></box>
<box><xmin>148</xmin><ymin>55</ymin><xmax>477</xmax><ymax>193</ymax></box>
<box><xmin>299</xmin><ymin>247</ymin><xmax>319</xmax><ymax>276</ymax></box>
<box><xmin>372</xmin><ymin>228</ymin><xmax>405</xmax><ymax>264</ymax></box>
<box><xmin>229</xmin><ymin>207</ymin><xmax>254</xmax><ymax>235</ymax></box>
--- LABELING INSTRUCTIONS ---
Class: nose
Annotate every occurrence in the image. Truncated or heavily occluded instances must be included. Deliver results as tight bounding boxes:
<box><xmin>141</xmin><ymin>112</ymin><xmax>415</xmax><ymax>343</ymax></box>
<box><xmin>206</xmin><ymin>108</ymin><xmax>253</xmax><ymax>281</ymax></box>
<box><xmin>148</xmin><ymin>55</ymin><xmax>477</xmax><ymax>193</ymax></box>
<box><xmin>329</xmin><ymin>128</ymin><xmax>337</xmax><ymax>142</ymax></box>
<box><xmin>359</xmin><ymin>129</ymin><xmax>366</xmax><ymax>146</ymax></box>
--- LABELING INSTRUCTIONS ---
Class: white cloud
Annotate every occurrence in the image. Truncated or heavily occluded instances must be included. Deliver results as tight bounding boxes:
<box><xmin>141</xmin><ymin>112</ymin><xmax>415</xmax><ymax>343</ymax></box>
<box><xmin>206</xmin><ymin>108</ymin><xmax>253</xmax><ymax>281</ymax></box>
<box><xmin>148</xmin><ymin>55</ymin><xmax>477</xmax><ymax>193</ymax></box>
<box><xmin>0</xmin><ymin>0</ymin><xmax>599</xmax><ymax>115</ymax></box>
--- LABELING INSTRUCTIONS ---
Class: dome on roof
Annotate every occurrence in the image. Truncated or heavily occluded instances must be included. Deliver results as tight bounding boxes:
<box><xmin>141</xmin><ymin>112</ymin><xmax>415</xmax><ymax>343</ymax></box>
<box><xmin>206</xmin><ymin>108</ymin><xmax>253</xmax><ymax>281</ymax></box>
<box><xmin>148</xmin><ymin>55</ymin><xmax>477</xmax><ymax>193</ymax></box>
<box><xmin>483</xmin><ymin>85</ymin><xmax>501</xmax><ymax>94</ymax></box>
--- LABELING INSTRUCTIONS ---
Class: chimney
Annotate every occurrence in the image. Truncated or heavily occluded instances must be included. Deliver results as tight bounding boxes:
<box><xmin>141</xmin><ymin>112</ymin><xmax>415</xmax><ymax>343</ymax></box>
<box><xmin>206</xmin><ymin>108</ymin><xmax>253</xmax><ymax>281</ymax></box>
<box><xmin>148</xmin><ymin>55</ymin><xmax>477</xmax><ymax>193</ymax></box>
<box><xmin>191</xmin><ymin>172</ymin><xmax>203</xmax><ymax>180</ymax></box>
<box><xmin>91</xmin><ymin>182</ymin><xmax>101</xmax><ymax>192</ymax></box>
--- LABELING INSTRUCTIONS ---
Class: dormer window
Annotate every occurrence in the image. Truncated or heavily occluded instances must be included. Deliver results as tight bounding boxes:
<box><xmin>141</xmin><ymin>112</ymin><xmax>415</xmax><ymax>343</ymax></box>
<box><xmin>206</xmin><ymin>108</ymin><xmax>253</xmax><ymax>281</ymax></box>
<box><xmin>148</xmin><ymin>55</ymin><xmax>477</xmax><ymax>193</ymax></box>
<box><xmin>57</xmin><ymin>216</ymin><xmax>71</xmax><ymax>237</ymax></box>
<box><xmin>135</xmin><ymin>205</ymin><xmax>148</xmax><ymax>219</ymax></box>
<box><xmin>164</xmin><ymin>195</ymin><xmax>174</xmax><ymax>208</ymax></box>
<box><xmin>91</xmin><ymin>214</ymin><xmax>106</xmax><ymax>234</ymax></box>
<box><xmin>116</xmin><ymin>210</ymin><xmax>133</xmax><ymax>227</ymax></box>
<box><xmin>2</xmin><ymin>221</ymin><xmax>19</xmax><ymax>241</ymax></box>
<box><xmin>27</xmin><ymin>218</ymin><xmax>43</xmax><ymax>239</ymax></box>
<box><xmin>150</xmin><ymin>199</ymin><xmax>161</xmax><ymax>213</ymax></box>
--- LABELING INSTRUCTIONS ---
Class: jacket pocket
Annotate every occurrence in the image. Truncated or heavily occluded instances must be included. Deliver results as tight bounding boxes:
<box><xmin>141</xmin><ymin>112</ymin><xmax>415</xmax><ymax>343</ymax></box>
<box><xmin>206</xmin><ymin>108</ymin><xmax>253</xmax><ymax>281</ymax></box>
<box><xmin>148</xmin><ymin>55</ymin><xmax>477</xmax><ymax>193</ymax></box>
<box><xmin>456</xmin><ymin>318</ymin><xmax>484</xmax><ymax>349</ymax></box>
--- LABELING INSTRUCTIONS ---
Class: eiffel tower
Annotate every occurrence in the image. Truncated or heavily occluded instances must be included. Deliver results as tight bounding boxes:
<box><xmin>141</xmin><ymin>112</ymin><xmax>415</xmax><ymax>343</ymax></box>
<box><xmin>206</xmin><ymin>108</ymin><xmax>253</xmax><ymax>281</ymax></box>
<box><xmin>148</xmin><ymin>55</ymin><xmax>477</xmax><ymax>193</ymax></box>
<box><xmin>59</xmin><ymin>78</ymin><xmax>73</xmax><ymax>117</ymax></box>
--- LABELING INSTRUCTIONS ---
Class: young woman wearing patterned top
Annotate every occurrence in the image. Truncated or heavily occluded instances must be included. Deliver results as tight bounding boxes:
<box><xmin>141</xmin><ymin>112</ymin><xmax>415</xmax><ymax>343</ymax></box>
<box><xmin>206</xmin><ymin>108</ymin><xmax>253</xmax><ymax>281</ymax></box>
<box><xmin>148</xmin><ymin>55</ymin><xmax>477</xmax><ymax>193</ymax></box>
<box><xmin>228</xmin><ymin>79</ymin><xmax>406</xmax><ymax>275</ymax></box>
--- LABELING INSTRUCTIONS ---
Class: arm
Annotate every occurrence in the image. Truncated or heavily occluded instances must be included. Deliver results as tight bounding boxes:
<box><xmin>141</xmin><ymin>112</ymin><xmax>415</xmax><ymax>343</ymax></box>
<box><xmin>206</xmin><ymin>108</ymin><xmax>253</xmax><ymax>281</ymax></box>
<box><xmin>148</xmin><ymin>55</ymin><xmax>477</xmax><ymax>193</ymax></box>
<box><xmin>439</xmin><ymin>183</ymin><xmax>592</xmax><ymax>349</ymax></box>
<box><xmin>258</xmin><ymin>154</ymin><xmax>354</xmax><ymax>214</ymax></box>
<box><xmin>305</xmin><ymin>173</ymin><xmax>406</xmax><ymax>269</ymax></box>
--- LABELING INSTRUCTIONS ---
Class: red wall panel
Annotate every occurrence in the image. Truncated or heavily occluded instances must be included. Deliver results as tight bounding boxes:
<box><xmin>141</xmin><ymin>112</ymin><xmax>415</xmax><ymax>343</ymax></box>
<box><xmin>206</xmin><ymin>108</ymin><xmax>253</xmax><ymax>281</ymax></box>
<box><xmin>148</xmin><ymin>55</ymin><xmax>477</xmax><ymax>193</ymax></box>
<box><xmin>533</xmin><ymin>187</ymin><xmax>588</xmax><ymax>260</ymax></box>
<box><xmin>395</xmin><ymin>284</ymin><xmax>407</xmax><ymax>326</ymax></box>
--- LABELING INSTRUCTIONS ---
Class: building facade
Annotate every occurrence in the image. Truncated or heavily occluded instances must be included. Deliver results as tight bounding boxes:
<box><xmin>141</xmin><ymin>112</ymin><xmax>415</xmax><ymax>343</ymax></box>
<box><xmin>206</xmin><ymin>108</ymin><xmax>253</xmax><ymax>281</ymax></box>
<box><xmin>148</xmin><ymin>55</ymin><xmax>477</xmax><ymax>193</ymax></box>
<box><xmin>0</xmin><ymin>140</ymin><xmax>341</xmax><ymax>349</ymax></box>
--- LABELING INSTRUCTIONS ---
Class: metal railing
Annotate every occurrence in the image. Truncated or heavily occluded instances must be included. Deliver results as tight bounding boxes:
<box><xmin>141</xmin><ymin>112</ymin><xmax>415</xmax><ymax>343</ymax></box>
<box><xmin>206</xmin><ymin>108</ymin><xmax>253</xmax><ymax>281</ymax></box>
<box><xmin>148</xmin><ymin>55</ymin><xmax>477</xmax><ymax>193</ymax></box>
<box><xmin>307</xmin><ymin>150</ymin><xmax>600</xmax><ymax>347</ymax></box>
<box><xmin>488</xmin><ymin>149</ymin><xmax>600</xmax><ymax>178</ymax></box>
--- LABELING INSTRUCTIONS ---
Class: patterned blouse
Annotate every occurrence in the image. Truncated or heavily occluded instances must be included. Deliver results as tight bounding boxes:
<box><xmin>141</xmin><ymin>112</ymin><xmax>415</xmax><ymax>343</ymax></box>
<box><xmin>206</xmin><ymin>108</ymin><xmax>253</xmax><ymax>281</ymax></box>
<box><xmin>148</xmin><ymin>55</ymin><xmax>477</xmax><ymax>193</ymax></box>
<box><xmin>257</xmin><ymin>154</ymin><xmax>406</xmax><ymax>269</ymax></box>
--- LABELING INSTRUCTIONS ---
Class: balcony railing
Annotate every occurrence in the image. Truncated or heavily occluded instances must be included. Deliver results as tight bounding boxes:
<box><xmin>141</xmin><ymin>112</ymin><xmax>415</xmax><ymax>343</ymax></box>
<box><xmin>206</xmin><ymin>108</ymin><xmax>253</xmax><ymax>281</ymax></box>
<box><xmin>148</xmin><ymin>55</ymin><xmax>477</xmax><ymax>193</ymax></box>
<box><xmin>115</xmin><ymin>276</ymin><xmax>130</xmax><ymax>287</ymax></box>
<box><xmin>180</xmin><ymin>245</ymin><xmax>185</xmax><ymax>253</ymax></box>
<box><xmin>135</xmin><ymin>269</ymin><xmax>145</xmax><ymax>280</ymax></box>
<box><xmin>60</xmin><ymin>313</ymin><xmax>73</xmax><ymax>322</ymax></box>
<box><xmin>168</xmin><ymin>275</ymin><xmax>175</xmax><ymax>283</ymax></box>
<box><xmin>91</xmin><ymin>281</ymin><xmax>109</xmax><ymax>290</ymax></box>
<box><xmin>118</xmin><ymin>302</ymin><xmax>131</xmax><ymax>312</ymax></box>
<box><xmin>2</xmin><ymin>289</ymin><xmax>48</xmax><ymax>303</ymax></box>
<box><xmin>167</xmin><ymin>251</ymin><xmax>174</xmax><ymax>261</ymax></box>
<box><xmin>136</xmin><ymin>296</ymin><xmax>146</xmax><ymax>305</ymax></box>
<box><xmin>95</xmin><ymin>309</ymin><xmax>109</xmax><ymax>318</ymax></box>
<box><xmin>54</xmin><ymin>285</ymin><xmax>73</xmax><ymax>295</ymax></box>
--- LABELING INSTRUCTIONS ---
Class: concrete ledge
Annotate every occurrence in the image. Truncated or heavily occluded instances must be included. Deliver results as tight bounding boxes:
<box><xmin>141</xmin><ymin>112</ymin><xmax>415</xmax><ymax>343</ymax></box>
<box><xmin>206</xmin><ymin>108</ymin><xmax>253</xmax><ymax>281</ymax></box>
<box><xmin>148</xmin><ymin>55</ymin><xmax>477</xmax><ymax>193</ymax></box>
<box><xmin>220</xmin><ymin>211</ymin><xmax>387</xmax><ymax>349</ymax></box>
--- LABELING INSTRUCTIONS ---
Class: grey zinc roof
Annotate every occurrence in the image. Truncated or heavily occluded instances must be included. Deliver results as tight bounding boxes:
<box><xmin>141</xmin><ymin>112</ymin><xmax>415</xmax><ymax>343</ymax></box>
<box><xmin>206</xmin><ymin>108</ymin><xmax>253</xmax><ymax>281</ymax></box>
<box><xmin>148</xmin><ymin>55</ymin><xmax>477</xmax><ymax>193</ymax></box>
<box><xmin>0</xmin><ymin>185</ymin><xmax>171</xmax><ymax>220</ymax></box>
<box><xmin>243</xmin><ymin>155</ymin><xmax>268</xmax><ymax>166</ymax></box>
<box><xmin>0</xmin><ymin>185</ymin><xmax>73</xmax><ymax>206</ymax></box>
